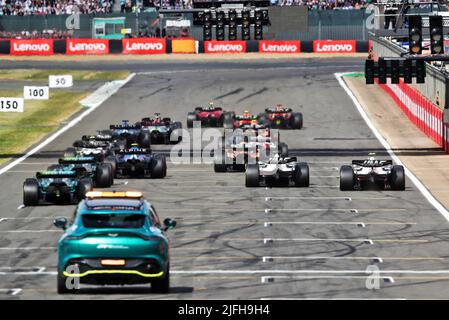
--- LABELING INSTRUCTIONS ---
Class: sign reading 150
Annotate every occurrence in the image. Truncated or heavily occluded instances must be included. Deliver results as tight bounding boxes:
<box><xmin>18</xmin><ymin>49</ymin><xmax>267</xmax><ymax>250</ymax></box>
<box><xmin>0</xmin><ymin>98</ymin><xmax>24</xmax><ymax>112</ymax></box>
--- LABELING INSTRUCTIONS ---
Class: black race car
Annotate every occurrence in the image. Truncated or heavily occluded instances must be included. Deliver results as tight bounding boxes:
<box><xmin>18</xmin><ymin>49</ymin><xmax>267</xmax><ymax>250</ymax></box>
<box><xmin>257</xmin><ymin>104</ymin><xmax>303</xmax><ymax>129</ymax></box>
<box><xmin>111</xmin><ymin>145</ymin><xmax>167</xmax><ymax>179</ymax></box>
<box><xmin>139</xmin><ymin>113</ymin><xmax>183</xmax><ymax>144</ymax></box>
<box><xmin>108</xmin><ymin>120</ymin><xmax>151</xmax><ymax>148</ymax></box>
<box><xmin>340</xmin><ymin>156</ymin><xmax>405</xmax><ymax>191</ymax></box>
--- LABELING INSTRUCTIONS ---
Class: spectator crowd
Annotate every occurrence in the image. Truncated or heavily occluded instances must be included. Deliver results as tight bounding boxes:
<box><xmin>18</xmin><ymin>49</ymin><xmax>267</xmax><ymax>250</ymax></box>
<box><xmin>0</xmin><ymin>0</ymin><xmax>113</xmax><ymax>15</ymax></box>
<box><xmin>0</xmin><ymin>29</ymin><xmax>72</xmax><ymax>38</ymax></box>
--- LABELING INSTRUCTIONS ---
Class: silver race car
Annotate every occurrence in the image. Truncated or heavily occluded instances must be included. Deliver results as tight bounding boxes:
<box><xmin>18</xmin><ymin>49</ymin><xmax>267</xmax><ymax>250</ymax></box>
<box><xmin>245</xmin><ymin>154</ymin><xmax>309</xmax><ymax>187</ymax></box>
<box><xmin>339</xmin><ymin>156</ymin><xmax>405</xmax><ymax>191</ymax></box>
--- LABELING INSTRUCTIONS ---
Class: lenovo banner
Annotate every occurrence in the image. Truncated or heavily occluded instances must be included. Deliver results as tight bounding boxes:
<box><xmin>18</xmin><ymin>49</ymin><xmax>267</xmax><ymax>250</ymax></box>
<box><xmin>122</xmin><ymin>38</ymin><xmax>166</xmax><ymax>54</ymax></box>
<box><xmin>66</xmin><ymin>39</ymin><xmax>109</xmax><ymax>55</ymax></box>
<box><xmin>10</xmin><ymin>39</ymin><xmax>53</xmax><ymax>55</ymax></box>
<box><xmin>313</xmin><ymin>40</ymin><xmax>356</xmax><ymax>53</ymax></box>
<box><xmin>259</xmin><ymin>40</ymin><xmax>300</xmax><ymax>53</ymax></box>
<box><xmin>205</xmin><ymin>41</ymin><xmax>246</xmax><ymax>54</ymax></box>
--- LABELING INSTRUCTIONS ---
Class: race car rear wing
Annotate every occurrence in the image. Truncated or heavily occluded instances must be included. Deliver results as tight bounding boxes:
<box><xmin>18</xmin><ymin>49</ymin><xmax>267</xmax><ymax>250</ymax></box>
<box><xmin>110</xmin><ymin>124</ymin><xmax>141</xmax><ymax>130</ymax></box>
<box><xmin>265</xmin><ymin>107</ymin><xmax>292</xmax><ymax>113</ymax></box>
<box><xmin>118</xmin><ymin>148</ymin><xmax>151</xmax><ymax>155</ymax></box>
<box><xmin>81</xmin><ymin>134</ymin><xmax>112</xmax><ymax>142</ymax></box>
<box><xmin>36</xmin><ymin>171</ymin><xmax>78</xmax><ymax>179</ymax></box>
<box><xmin>352</xmin><ymin>160</ymin><xmax>393</xmax><ymax>167</ymax></box>
<box><xmin>59</xmin><ymin>157</ymin><xmax>96</xmax><ymax>164</ymax></box>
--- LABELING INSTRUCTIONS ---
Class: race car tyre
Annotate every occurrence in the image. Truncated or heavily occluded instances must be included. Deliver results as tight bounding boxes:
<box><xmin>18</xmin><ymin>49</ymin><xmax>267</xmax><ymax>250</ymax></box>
<box><xmin>103</xmin><ymin>155</ymin><xmax>117</xmax><ymax>177</ymax></box>
<box><xmin>340</xmin><ymin>165</ymin><xmax>355</xmax><ymax>191</ymax></box>
<box><xmin>23</xmin><ymin>178</ymin><xmax>39</xmax><ymax>206</ymax></box>
<box><xmin>138</xmin><ymin>130</ymin><xmax>151</xmax><ymax>148</ymax></box>
<box><xmin>151</xmin><ymin>155</ymin><xmax>166</xmax><ymax>179</ymax></box>
<box><xmin>77</xmin><ymin>178</ymin><xmax>93</xmax><ymax>200</ymax></box>
<box><xmin>390</xmin><ymin>165</ymin><xmax>405</xmax><ymax>191</ymax></box>
<box><xmin>294</xmin><ymin>162</ymin><xmax>310</xmax><ymax>187</ymax></box>
<box><xmin>223</xmin><ymin>112</ymin><xmax>235</xmax><ymax>129</ymax></box>
<box><xmin>291</xmin><ymin>112</ymin><xmax>303</xmax><ymax>129</ymax></box>
<box><xmin>245</xmin><ymin>164</ymin><xmax>260</xmax><ymax>187</ymax></box>
<box><xmin>64</xmin><ymin>147</ymin><xmax>77</xmax><ymax>157</ymax></box>
<box><xmin>152</xmin><ymin>264</ymin><xmax>170</xmax><ymax>293</ymax></box>
<box><xmin>187</xmin><ymin>112</ymin><xmax>197</xmax><ymax>128</ymax></box>
<box><xmin>95</xmin><ymin>163</ymin><xmax>113</xmax><ymax>188</ymax></box>
<box><xmin>57</xmin><ymin>270</ymin><xmax>75</xmax><ymax>294</ymax></box>
<box><xmin>172</xmin><ymin>122</ymin><xmax>183</xmax><ymax>143</ymax></box>
<box><xmin>278</xmin><ymin>143</ymin><xmax>289</xmax><ymax>158</ymax></box>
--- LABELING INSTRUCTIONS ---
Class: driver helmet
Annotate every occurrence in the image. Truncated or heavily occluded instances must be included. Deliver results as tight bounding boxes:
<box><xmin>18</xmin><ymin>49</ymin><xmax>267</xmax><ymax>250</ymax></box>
<box><xmin>242</xmin><ymin>110</ymin><xmax>251</xmax><ymax>118</ymax></box>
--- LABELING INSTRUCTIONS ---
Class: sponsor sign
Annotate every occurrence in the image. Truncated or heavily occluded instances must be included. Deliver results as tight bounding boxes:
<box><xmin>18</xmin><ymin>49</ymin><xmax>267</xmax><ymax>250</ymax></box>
<box><xmin>49</xmin><ymin>75</ymin><xmax>73</xmax><ymax>88</ymax></box>
<box><xmin>204</xmin><ymin>41</ymin><xmax>246</xmax><ymax>54</ymax></box>
<box><xmin>66</xmin><ymin>39</ymin><xmax>109</xmax><ymax>55</ymax></box>
<box><xmin>0</xmin><ymin>98</ymin><xmax>24</xmax><ymax>112</ymax></box>
<box><xmin>24</xmin><ymin>86</ymin><xmax>49</xmax><ymax>100</ymax></box>
<box><xmin>171</xmin><ymin>39</ymin><xmax>196</xmax><ymax>54</ymax></box>
<box><xmin>10</xmin><ymin>39</ymin><xmax>53</xmax><ymax>55</ymax></box>
<box><xmin>122</xmin><ymin>38</ymin><xmax>166</xmax><ymax>54</ymax></box>
<box><xmin>259</xmin><ymin>40</ymin><xmax>300</xmax><ymax>53</ymax></box>
<box><xmin>313</xmin><ymin>40</ymin><xmax>356</xmax><ymax>53</ymax></box>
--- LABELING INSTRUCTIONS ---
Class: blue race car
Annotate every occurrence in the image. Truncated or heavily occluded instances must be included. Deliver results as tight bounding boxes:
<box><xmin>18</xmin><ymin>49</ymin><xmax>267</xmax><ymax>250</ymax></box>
<box><xmin>112</xmin><ymin>145</ymin><xmax>166</xmax><ymax>178</ymax></box>
<box><xmin>108</xmin><ymin>120</ymin><xmax>151</xmax><ymax>148</ymax></box>
<box><xmin>53</xmin><ymin>190</ymin><xmax>176</xmax><ymax>294</ymax></box>
<box><xmin>23</xmin><ymin>170</ymin><xmax>92</xmax><ymax>206</ymax></box>
<box><xmin>48</xmin><ymin>156</ymin><xmax>114</xmax><ymax>188</ymax></box>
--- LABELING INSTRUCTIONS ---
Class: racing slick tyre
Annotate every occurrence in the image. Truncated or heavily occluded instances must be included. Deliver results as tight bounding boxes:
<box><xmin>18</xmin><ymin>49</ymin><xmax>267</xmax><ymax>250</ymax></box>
<box><xmin>245</xmin><ymin>164</ymin><xmax>260</xmax><ymax>187</ymax></box>
<box><xmin>340</xmin><ymin>165</ymin><xmax>355</xmax><ymax>191</ymax></box>
<box><xmin>64</xmin><ymin>147</ymin><xmax>77</xmax><ymax>157</ymax></box>
<box><xmin>390</xmin><ymin>165</ymin><xmax>405</xmax><ymax>191</ymax></box>
<box><xmin>152</xmin><ymin>264</ymin><xmax>170</xmax><ymax>293</ymax></box>
<box><xmin>294</xmin><ymin>162</ymin><xmax>310</xmax><ymax>187</ymax></box>
<box><xmin>138</xmin><ymin>130</ymin><xmax>151</xmax><ymax>148</ymax></box>
<box><xmin>171</xmin><ymin>122</ymin><xmax>183</xmax><ymax>144</ymax></box>
<box><xmin>23</xmin><ymin>178</ymin><xmax>39</xmax><ymax>206</ymax></box>
<box><xmin>103</xmin><ymin>155</ymin><xmax>117</xmax><ymax>177</ymax></box>
<box><xmin>278</xmin><ymin>143</ymin><xmax>289</xmax><ymax>158</ymax></box>
<box><xmin>95</xmin><ymin>163</ymin><xmax>113</xmax><ymax>188</ymax></box>
<box><xmin>291</xmin><ymin>112</ymin><xmax>303</xmax><ymax>129</ymax></box>
<box><xmin>151</xmin><ymin>155</ymin><xmax>166</xmax><ymax>179</ymax></box>
<box><xmin>77</xmin><ymin>178</ymin><xmax>93</xmax><ymax>200</ymax></box>
<box><xmin>187</xmin><ymin>112</ymin><xmax>197</xmax><ymax>128</ymax></box>
<box><xmin>223</xmin><ymin>112</ymin><xmax>235</xmax><ymax>129</ymax></box>
<box><xmin>57</xmin><ymin>270</ymin><xmax>75</xmax><ymax>294</ymax></box>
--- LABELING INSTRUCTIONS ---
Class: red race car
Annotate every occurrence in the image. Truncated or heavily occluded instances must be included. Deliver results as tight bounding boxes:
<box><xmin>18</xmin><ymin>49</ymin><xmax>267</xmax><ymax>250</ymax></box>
<box><xmin>223</xmin><ymin>110</ymin><xmax>261</xmax><ymax>129</ymax></box>
<box><xmin>257</xmin><ymin>104</ymin><xmax>303</xmax><ymax>129</ymax></box>
<box><xmin>187</xmin><ymin>103</ymin><xmax>225</xmax><ymax>128</ymax></box>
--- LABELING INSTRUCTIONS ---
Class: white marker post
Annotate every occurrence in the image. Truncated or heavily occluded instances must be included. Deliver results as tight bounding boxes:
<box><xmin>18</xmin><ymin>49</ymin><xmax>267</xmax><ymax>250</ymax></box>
<box><xmin>0</xmin><ymin>98</ymin><xmax>24</xmax><ymax>112</ymax></box>
<box><xmin>49</xmin><ymin>75</ymin><xmax>73</xmax><ymax>88</ymax></box>
<box><xmin>23</xmin><ymin>86</ymin><xmax>49</xmax><ymax>100</ymax></box>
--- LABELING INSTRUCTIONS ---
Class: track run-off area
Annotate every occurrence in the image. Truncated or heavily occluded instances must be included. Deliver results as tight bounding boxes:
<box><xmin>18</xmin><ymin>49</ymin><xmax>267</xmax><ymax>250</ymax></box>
<box><xmin>1</xmin><ymin>58</ymin><xmax>449</xmax><ymax>299</ymax></box>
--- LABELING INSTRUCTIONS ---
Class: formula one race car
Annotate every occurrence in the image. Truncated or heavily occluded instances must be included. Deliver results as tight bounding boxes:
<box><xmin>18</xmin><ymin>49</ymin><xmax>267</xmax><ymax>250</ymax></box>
<box><xmin>109</xmin><ymin>120</ymin><xmax>151</xmax><ymax>148</ymax></box>
<box><xmin>187</xmin><ymin>103</ymin><xmax>225</xmax><ymax>128</ymax></box>
<box><xmin>65</xmin><ymin>134</ymin><xmax>119</xmax><ymax>162</ymax></box>
<box><xmin>214</xmin><ymin>132</ymin><xmax>289</xmax><ymax>172</ymax></box>
<box><xmin>47</xmin><ymin>156</ymin><xmax>114</xmax><ymax>188</ymax></box>
<box><xmin>139</xmin><ymin>113</ymin><xmax>183</xmax><ymax>144</ymax></box>
<box><xmin>54</xmin><ymin>190</ymin><xmax>176</xmax><ymax>294</ymax></box>
<box><xmin>257</xmin><ymin>104</ymin><xmax>303</xmax><ymax>129</ymax></box>
<box><xmin>245</xmin><ymin>154</ymin><xmax>309</xmax><ymax>187</ymax></box>
<box><xmin>223</xmin><ymin>110</ymin><xmax>260</xmax><ymax>129</ymax></box>
<box><xmin>339</xmin><ymin>156</ymin><xmax>405</xmax><ymax>191</ymax></box>
<box><xmin>23</xmin><ymin>170</ymin><xmax>92</xmax><ymax>206</ymax></box>
<box><xmin>112</xmin><ymin>145</ymin><xmax>167</xmax><ymax>178</ymax></box>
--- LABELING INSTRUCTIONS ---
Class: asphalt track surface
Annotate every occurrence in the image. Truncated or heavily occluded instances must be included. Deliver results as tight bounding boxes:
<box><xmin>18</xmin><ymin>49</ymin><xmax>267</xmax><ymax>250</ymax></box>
<box><xmin>1</xmin><ymin>58</ymin><xmax>449</xmax><ymax>299</ymax></box>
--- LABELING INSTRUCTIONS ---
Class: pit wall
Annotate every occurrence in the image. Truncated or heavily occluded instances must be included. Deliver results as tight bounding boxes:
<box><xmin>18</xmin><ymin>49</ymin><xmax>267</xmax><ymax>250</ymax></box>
<box><xmin>0</xmin><ymin>38</ymin><xmax>370</xmax><ymax>55</ymax></box>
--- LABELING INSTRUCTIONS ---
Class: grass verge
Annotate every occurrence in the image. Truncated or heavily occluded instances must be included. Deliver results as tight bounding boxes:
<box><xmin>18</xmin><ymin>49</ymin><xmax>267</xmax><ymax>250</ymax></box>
<box><xmin>0</xmin><ymin>69</ymin><xmax>129</xmax><ymax>81</ymax></box>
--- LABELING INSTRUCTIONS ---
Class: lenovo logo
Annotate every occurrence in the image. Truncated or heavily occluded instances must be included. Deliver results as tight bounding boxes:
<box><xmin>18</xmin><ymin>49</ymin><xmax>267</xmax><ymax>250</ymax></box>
<box><xmin>13</xmin><ymin>43</ymin><xmax>50</xmax><ymax>52</ymax></box>
<box><xmin>69</xmin><ymin>42</ymin><xmax>107</xmax><ymax>52</ymax></box>
<box><xmin>205</xmin><ymin>41</ymin><xmax>246</xmax><ymax>53</ymax></box>
<box><xmin>259</xmin><ymin>41</ymin><xmax>300</xmax><ymax>53</ymax></box>
<box><xmin>314</xmin><ymin>41</ymin><xmax>356</xmax><ymax>53</ymax></box>
<box><xmin>10</xmin><ymin>40</ymin><xmax>53</xmax><ymax>55</ymax></box>
<box><xmin>126</xmin><ymin>42</ymin><xmax>163</xmax><ymax>51</ymax></box>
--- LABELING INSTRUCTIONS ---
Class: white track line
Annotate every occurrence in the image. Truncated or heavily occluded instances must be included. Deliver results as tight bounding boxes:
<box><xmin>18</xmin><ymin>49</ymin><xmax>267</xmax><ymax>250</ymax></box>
<box><xmin>0</xmin><ymin>73</ymin><xmax>136</xmax><ymax>176</ymax></box>
<box><xmin>335</xmin><ymin>72</ymin><xmax>449</xmax><ymax>222</ymax></box>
